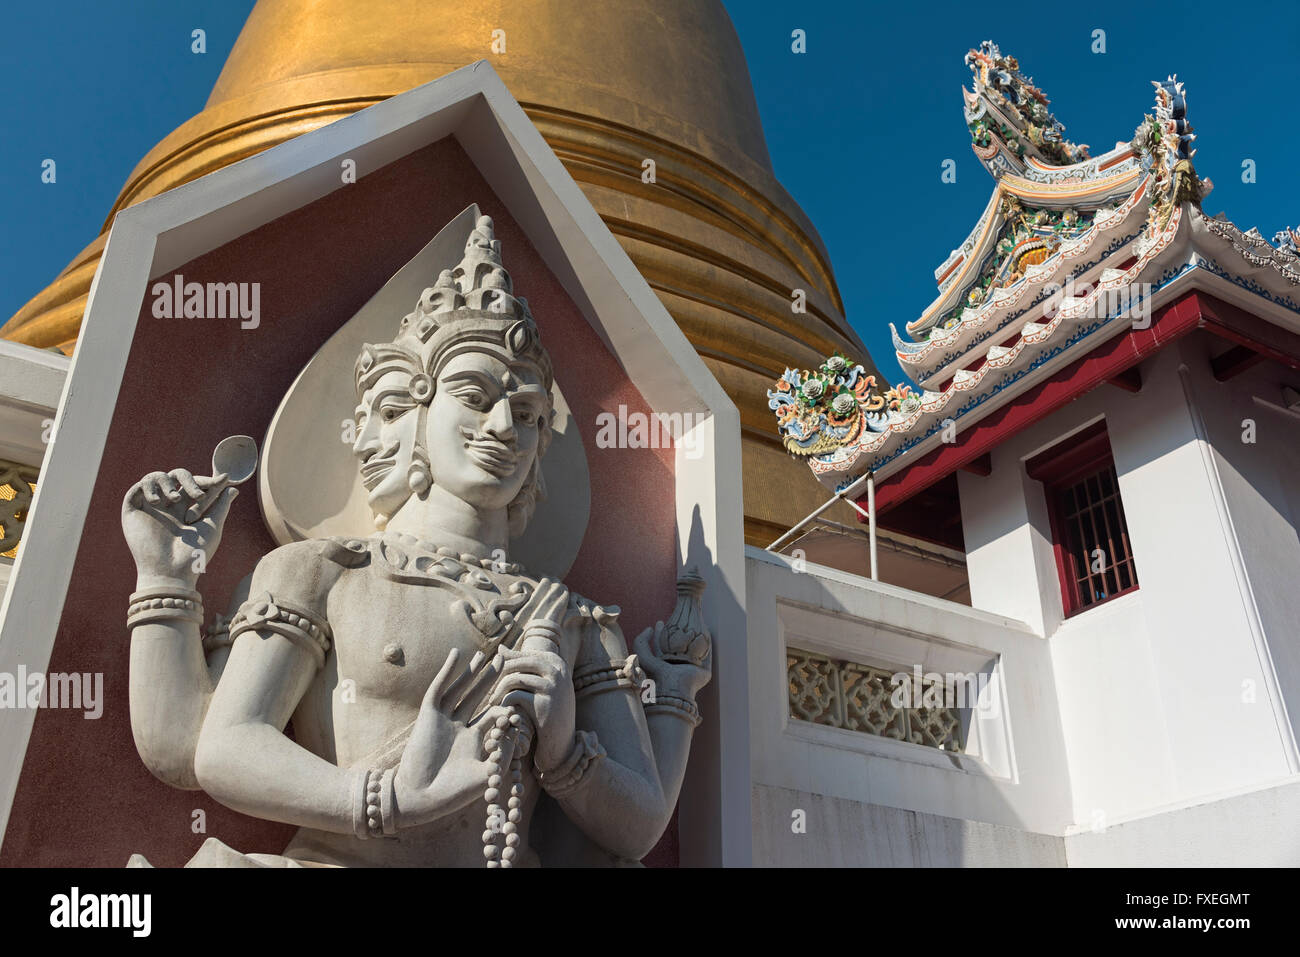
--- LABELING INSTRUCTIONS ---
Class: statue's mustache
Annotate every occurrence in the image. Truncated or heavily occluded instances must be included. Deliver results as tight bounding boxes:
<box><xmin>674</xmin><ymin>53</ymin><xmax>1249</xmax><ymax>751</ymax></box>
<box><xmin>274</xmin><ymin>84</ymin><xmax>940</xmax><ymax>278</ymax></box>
<box><xmin>358</xmin><ymin>441</ymin><xmax>400</xmax><ymax>490</ymax></box>
<box><xmin>459</xmin><ymin>427</ymin><xmax>520</xmax><ymax>477</ymax></box>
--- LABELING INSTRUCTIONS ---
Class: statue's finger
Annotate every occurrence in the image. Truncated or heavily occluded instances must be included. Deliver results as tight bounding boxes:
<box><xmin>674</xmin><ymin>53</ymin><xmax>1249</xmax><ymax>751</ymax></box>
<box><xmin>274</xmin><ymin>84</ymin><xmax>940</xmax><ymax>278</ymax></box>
<box><xmin>197</xmin><ymin>486</ymin><xmax>238</xmax><ymax>531</ymax></box>
<box><xmin>498</xmin><ymin>687</ymin><xmax>541</xmax><ymax>724</ymax></box>
<box><xmin>632</xmin><ymin>625</ymin><xmax>655</xmax><ymax>660</ymax></box>
<box><xmin>171</xmin><ymin>469</ymin><xmax>204</xmax><ymax>500</ymax></box>
<box><xmin>141</xmin><ymin>478</ymin><xmax>164</xmax><ymax>506</ymax></box>
<box><xmin>450</xmin><ymin>652</ymin><xmax>505</xmax><ymax>716</ymax></box>
<box><xmin>441</xmin><ymin>650</ymin><xmax>486</xmax><ymax>705</ymax></box>
<box><xmin>493</xmin><ymin>653</ymin><xmax>562</xmax><ymax>682</ymax></box>
<box><xmin>490</xmin><ymin>672</ymin><xmax>549</xmax><ymax>707</ymax></box>
<box><xmin>542</xmin><ymin>587</ymin><xmax>569</xmax><ymax>620</ymax></box>
<box><xmin>157</xmin><ymin>473</ymin><xmax>183</xmax><ymax>503</ymax></box>
<box><xmin>478</xmin><ymin>704</ymin><xmax>512</xmax><ymax>728</ymax></box>
<box><xmin>122</xmin><ymin>483</ymin><xmax>146</xmax><ymax>513</ymax></box>
<box><xmin>424</xmin><ymin>647</ymin><xmax>461</xmax><ymax>711</ymax></box>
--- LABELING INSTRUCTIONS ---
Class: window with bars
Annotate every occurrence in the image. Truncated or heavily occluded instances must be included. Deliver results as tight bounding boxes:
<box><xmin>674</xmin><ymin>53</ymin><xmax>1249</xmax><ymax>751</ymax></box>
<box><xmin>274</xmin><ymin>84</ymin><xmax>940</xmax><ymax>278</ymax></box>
<box><xmin>1026</xmin><ymin>421</ymin><xmax>1139</xmax><ymax>616</ymax></box>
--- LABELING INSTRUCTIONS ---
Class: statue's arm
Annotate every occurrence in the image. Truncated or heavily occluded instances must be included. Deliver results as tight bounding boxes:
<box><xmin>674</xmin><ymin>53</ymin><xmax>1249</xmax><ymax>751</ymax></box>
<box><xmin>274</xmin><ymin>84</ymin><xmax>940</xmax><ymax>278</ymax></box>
<box><xmin>193</xmin><ymin>621</ymin><xmax>359</xmax><ymax>834</ymax></box>
<box><xmin>556</xmin><ymin>653</ymin><xmax>668</xmax><ymax>861</ymax></box>
<box><xmin>192</xmin><ymin>543</ymin><xmax>360</xmax><ymax>835</ymax></box>
<box><xmin>544</xmin><ymin>602</ymin><xmax>709</xmax><ymax>861</ymax></box>
<box><xmin>630</xmin><ymin>615</ymin><xmax>711</xmax><ymax>823</ymax></box>
<box><xmin>122</xmin><ymin>469</ymin><xmax>237</xmax><ymax>790</ymax></box>
<box><xmin>129</xmin><ymin>595</ymin><xmax>214</xmax><ymax>790</ymax></box>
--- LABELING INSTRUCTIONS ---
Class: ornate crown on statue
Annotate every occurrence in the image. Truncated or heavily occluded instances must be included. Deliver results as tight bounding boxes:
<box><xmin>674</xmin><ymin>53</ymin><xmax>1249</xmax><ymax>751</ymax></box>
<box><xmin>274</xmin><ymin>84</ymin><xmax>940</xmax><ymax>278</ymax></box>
<box><xmin>354</xmin><ymin>214</ymin><xmax>555</xmax><ymax>400</ymax></box>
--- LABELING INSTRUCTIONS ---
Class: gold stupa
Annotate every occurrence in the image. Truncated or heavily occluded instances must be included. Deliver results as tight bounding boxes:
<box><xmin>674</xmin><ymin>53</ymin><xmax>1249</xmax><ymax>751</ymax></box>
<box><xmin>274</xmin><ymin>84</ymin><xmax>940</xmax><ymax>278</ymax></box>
<box><xmin>1</xmin><ymin>0</ymin><xmax>873</xmax><ymax>545</ymax></box>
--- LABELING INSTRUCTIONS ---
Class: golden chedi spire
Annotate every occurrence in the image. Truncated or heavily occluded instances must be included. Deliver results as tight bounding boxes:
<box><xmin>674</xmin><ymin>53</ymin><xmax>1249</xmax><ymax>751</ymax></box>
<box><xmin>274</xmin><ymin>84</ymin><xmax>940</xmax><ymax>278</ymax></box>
<box><xmin>2</xmin><ymin>0</ymin><xmax>872</xmax><ymax>545</ymax></box>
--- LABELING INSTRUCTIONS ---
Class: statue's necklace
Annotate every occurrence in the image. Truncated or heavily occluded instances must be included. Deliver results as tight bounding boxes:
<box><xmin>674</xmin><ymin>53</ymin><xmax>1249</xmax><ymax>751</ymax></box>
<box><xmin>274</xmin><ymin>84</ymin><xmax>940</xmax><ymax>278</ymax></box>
<box><xmin>383</xmin><ymin>531</ymin><xmax>524</xmax><ymax>575</ymax></box>
<box><xmin>480</xmin><ymin>625</ymin><xmax>562</xmax><ymax>869</ymax></box>
<box><xmin>481</xmin><ymin>710</ymin><xmax>528</xmax><ymax>867</ymax></box>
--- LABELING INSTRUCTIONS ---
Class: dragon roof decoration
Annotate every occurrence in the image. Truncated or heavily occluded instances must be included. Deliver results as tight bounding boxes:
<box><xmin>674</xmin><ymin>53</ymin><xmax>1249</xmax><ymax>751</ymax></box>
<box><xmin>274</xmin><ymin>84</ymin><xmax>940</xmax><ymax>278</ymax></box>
<box><xmin>768</xmin><ymin>355</ymin><xmax>917</xmax><ymax>459</ymax></box>
<box><xmin>1133</xmin><ymin>76</ymin><xmax>1211</xmax><ymax>233</ymax></box>
<box><xmin>1275</xmin><ymin>226</ymin><xmax>1300</xmax><ymax>256</ymax></box>
<box><xmin>965</xmin><ymin>41</ymin><xmax>1090</xmax><ymax>169</ymax></box>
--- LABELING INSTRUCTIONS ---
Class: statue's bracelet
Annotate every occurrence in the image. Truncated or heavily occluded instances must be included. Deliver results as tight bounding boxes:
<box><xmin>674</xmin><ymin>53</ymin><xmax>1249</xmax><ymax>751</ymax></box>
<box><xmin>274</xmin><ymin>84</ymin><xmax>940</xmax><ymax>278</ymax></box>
<box><xmin>535</xmin><ymin>730</ymin><xmax>605</xmax><ymax>799</ymax></box>
<box><xmin>645</xmin><ymin>692</ymin><xmax>702</xmax><ymax>727</ymax></box>
<box><xmin>354</xmin><ymin>767</ymin><xmax>397</xmax><ymax>839</ymax></box>
<box><xmin>127</xmin><ymin>586</ymin><xmax>204</xmax><ymax>629</ymax></box>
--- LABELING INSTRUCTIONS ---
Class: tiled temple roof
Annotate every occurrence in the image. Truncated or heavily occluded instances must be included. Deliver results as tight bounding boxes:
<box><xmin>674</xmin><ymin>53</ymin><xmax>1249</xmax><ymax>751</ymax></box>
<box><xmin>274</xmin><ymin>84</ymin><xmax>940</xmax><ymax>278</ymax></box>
<box><xmin>770</xmin><ymin>46</ymin><xmax>1299</xmax><ymax>493</ymax></box>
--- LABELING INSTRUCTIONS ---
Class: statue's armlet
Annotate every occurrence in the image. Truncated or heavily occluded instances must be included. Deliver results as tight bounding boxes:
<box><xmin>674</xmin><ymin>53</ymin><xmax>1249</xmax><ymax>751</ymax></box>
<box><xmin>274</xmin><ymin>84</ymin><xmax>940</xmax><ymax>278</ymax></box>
<box><xmin>562</xmin><ymin>598</ymin><xmax>660</xmax><ymax>812</ymax></box>
<box><xmin>228</xmin><ymin>539</ymin><xmax>354</xmax><ymax>672</ymax></box>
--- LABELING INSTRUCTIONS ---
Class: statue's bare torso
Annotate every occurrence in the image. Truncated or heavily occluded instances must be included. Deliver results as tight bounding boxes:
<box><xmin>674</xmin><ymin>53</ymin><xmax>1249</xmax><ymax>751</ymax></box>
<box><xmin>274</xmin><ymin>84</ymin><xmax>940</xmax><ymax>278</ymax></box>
<box><xmin>261</xmin><ymin>533</ymin><xmax>592</xmax><ymax>867</ymax></box>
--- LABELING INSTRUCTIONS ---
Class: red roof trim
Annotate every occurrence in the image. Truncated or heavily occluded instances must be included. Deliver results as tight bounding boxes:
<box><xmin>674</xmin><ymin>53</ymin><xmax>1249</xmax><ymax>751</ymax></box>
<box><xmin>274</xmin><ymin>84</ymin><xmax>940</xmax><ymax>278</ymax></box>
<box><xmin>1098</xmin><ymin>151</ymin><xmax>1135</xmax><ymax>172</ymax></box>
<box><xmin>1024</xmin><ymin>419</ymin><xmax>1111</xmax><ymax>486</ymax></box>
<box><xmin>936</xmin><ymin>256</ymin><xmax>965</xmax><ymax>286</ymax></box>
<box><xmin>868</xmin><ymin>291</ymin><xmax>1300</xmax><ymax>516</ymax></box>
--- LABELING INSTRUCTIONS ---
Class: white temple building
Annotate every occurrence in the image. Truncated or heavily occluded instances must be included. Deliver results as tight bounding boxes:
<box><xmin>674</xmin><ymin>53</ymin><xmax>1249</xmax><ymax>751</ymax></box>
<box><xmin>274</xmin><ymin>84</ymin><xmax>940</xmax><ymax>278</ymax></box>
<box><xmin>759</xmin><ymin>42</ymin><xmax>1300</xmax><ymax>865</ymax></box>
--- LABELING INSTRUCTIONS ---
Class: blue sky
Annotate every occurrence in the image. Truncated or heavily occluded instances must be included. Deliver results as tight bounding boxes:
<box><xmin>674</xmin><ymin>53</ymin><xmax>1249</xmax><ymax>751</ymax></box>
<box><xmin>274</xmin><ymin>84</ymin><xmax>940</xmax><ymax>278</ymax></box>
<box><xmin>1</xmin><ymin>2</ymin><xmax>253</xmax><ymax>327</ymax></box>
<box><xmin>3</xmin><ymin>1</ymin><xmax>1297</xmax><ymax>385</ymax></box>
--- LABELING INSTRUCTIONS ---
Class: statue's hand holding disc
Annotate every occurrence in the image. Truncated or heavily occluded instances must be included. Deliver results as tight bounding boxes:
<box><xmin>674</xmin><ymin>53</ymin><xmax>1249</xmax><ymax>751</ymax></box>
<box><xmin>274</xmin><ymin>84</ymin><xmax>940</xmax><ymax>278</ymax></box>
<box><xmin>121</xmin><ymin>437</ymin><xmax>255</xmax><ymax>587</ymax></box>
<box><xmin>121</xmin><ymin>469</ymin><xmax>238</xmax><ymax>588</ymax></box>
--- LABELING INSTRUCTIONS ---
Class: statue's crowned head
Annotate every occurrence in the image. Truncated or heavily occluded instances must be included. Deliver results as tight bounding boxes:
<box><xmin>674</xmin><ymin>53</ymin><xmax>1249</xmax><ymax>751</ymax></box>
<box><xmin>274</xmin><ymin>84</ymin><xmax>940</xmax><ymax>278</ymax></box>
<box><xmin>352</xmin><ymin>215</ymin><xmax>555</xmax><ymax>535</ymax></box>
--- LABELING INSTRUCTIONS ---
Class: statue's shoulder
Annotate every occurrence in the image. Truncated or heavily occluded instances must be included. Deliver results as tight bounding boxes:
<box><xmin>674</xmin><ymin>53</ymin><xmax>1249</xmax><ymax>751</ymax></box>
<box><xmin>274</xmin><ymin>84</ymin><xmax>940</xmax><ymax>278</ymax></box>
<box><xmin>248</xmin><ymin>537</ymin><xmax>373</xmax><ymax>608</ymax></box>
<box><xmin>230</xmin><ymin>539</ymin><xmax>366</xmax><ymax>665</ymax></box>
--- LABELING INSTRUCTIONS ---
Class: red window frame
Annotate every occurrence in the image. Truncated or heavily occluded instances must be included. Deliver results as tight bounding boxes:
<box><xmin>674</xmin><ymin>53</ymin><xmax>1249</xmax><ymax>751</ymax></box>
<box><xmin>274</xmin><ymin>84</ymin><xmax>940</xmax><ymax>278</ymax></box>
<box><xmin>1025</xmin><ymin>421</ymin><xmax>1139</xmax><ymax>617</ymax></box>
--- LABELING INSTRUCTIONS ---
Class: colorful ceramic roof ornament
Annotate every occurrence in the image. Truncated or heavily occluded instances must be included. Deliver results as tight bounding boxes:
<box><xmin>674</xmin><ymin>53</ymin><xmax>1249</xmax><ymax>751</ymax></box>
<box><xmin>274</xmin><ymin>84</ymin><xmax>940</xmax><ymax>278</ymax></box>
<box><xmin>768</xmin><ymin>354</ymin><xmax>917</xmax><ymax>462</ymax></box>
<box><xmin>771</xmin><ymin>45</ymin><xmax>1295</xmax><ymax>493</ymax></box>
<box><xmin>964</xmin><ymin>40</ymin><xmax>1090</xmax><ymax>169</ymax></box>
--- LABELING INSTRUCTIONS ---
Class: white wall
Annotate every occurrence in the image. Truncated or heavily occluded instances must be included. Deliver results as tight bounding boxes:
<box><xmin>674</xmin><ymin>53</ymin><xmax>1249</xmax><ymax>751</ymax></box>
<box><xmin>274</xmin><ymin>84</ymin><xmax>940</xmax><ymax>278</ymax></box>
<box><xmin>1183</xmin><ymin>335</ymin><xmax>1300</xmax><ymax>768</ymax></box>
<box><xmin>1065</xmin><ymin>777</ymin><xmax>1300</xmax><ymax>866</ymax></box>
<box><xmin>958</xmin><ymin>342</ymin><xmax>1297</xmax><ymax>829</ymax></box>
<box><xmin>754</xmin><ymin>783</ymin><xmax>1065</xmax><ymax>867</ymax></box>
<box><xmin>746</xmin><ymin>547</ymin><xmax>1075</xmax><ymax>860</ymax></box>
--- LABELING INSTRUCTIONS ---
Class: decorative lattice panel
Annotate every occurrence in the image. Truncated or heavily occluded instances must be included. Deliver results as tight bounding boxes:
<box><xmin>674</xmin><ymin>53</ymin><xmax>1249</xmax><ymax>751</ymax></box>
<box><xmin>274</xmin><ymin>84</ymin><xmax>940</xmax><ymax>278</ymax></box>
<box><xmin>787</xmin><ymin>648</ymin><xmax>963</xmax><ymax>753</ymax></box>
<box><xmin>0</xmin><ymin>462</ymin><xmax>39</xmax><ymax>560</ymax></box>
<box><xmin>787</xmin><ymin>649</ymin><xmax>841</xmax><ymax>727</ymax></box>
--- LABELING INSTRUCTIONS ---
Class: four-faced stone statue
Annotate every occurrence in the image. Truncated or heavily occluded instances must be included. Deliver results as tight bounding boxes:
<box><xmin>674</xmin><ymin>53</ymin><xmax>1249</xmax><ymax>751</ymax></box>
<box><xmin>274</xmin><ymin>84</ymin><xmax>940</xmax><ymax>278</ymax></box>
<box><xmin>121</xmin><ymin>215</ymin><xmax>712</xmax><ymax>867</ymax></box>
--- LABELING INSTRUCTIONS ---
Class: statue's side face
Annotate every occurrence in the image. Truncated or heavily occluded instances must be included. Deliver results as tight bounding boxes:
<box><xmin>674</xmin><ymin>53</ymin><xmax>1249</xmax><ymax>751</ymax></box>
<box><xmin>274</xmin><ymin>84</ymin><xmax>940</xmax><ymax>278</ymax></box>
<box><xmin>353</xmin><ymin>368</ymin><xmax>419</xmax><ymax>521</ymax></box>
<box><xmin>428</xmin><ymin>351</ymin><xmax>547</xmax><ymax>511</ymax></box>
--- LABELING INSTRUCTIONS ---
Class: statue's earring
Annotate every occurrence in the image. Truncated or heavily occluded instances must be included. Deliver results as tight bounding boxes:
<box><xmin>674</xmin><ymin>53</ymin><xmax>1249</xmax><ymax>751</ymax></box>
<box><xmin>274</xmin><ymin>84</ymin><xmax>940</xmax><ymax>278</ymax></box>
<box><xmin>408</xmin><ymin>460</ymin><xmax>431</xmax><ymax>497</ymax></box>
<box><xmin>407</xmin><ymin>401</ymin><xmax>433</xmax><ymax>497</ymax></box>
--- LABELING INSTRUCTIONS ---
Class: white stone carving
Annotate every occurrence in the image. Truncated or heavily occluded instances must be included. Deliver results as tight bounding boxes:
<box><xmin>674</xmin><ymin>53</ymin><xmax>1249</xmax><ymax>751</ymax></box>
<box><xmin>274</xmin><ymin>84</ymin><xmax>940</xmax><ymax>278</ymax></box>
<box><xmin>121</xmin><ymin>212</ymin><xmax>711</xmax><ymax>867</ymax></box>
<box><xmin>786</xmin><ymin>648</ymin><xmax>962</xmax><ymax>752</ymax></box>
